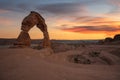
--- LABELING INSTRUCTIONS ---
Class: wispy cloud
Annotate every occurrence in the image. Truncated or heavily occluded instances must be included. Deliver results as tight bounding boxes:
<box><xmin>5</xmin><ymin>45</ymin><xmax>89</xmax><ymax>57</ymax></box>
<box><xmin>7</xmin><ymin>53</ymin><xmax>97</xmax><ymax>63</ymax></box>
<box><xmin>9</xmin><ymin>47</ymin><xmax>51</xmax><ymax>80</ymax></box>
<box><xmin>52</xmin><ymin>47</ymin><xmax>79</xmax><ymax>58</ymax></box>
<box><xmin>74</xmin><ymin>16</ymin><xmax>120</xmax><ymax>25</ymax></box>
<box><xmin>61</xmin><ymin>25</ymin><xmax>120</xmax><ymax>33</ymax></box>
<box><xmin>108</xmin><ymin>0</ymin><xmax>120</xmax><ymax>6</ymax></box>
<box><xmin>0</xmin><ymin>9</ymin><xmax>10</xmax><ymax>13</ymax></box>
<box><xmin>0</xmin><ymin>17</ymin><xmax>15</xmax><ymax>26</ymax></box>
<box><xmin>59</xmin><ymin>15</ymin><xmax>120</xmax><ymax>35</ymax></box>
<box><xmin>36</xmin><ymin>3</ymin><xmax>88</xmax><ymax>17</ymax></box>
<box><xmin>104</xmin><ymin>0</ymin><xmax>120</xmax><ymax>16</ymax></box>
<box><xmin>74</xmin><ymin>16</ymin><xmax>108</xmax><ymax>24</ymax></box>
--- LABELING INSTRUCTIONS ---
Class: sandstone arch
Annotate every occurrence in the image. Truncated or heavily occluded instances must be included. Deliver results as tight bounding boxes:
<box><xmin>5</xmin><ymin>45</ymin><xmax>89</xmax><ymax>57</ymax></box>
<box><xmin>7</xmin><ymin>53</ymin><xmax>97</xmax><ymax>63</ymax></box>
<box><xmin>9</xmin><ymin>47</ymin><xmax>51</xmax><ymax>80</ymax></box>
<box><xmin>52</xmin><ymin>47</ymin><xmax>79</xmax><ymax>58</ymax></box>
<box><xmin>14</xmin><ymin>11</ymin><xmax>51</xmax><ymax>48</ymax></box>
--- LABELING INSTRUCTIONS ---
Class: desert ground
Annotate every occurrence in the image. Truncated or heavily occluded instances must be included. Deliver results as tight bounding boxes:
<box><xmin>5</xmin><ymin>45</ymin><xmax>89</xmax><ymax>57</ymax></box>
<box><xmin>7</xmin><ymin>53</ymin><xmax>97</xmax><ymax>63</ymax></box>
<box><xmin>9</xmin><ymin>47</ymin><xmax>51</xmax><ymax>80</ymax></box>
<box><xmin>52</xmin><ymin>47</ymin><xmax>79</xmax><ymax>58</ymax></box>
<box><xmin>0</xmin><ymin>44</ymin><xmax>120</xmax><ymax>80</ymax></box>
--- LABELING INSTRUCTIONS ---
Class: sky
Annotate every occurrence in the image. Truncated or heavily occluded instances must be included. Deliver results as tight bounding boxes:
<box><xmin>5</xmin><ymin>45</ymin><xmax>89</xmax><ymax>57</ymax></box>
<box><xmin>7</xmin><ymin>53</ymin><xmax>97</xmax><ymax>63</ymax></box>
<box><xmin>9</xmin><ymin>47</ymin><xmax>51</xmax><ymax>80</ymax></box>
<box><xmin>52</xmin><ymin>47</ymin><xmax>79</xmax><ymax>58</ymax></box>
<box><xmin>0</xmin><ymin>0</ymin><xmax>120</xmax><ymax>40</ymax></box>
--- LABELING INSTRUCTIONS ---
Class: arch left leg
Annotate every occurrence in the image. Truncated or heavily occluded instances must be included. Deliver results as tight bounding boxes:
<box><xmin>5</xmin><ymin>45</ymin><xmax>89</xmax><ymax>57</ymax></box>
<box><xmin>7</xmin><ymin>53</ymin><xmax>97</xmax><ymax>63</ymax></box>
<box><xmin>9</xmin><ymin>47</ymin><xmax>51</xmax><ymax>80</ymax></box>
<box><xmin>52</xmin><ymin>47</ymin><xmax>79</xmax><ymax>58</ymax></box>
<box><xmin>14</xmin><ymin>31</ymin><xmax>31</xmax><ymax>47</ymax></box>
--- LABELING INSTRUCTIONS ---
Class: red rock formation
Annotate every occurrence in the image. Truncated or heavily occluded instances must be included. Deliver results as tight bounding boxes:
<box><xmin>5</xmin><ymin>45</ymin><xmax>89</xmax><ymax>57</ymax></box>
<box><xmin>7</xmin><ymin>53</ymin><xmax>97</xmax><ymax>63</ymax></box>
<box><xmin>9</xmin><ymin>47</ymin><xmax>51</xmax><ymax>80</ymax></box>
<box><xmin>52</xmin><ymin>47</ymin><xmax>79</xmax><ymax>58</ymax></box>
<box><xmin>14</xmin><ymin>31</ymin><xmax>31</xmax><ymax>47</ymax></box>
<box><xmin>14</xmin><ymin>11</ymin><xmax>51</xmax><ymax>48</ymax></box>
<box><xmin>104</xmin><ymin>37</ymin><xmax>113</xmax><ymax>43</ymax></box>
<box><xmin>113</xmin><ymin>34</ymin><xmax>120</xmax><ymax>41</ymax></box>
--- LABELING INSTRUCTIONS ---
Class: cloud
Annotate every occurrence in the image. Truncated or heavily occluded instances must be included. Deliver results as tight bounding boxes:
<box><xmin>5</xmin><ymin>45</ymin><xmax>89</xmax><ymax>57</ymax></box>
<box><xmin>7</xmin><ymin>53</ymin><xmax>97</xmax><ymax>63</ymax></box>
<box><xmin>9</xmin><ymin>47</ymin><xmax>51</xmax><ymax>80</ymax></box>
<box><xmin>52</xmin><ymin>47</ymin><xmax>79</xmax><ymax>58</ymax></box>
<box><xmin>52</xmin><ymin>15</ymin><xmax>120</xmax><ymax>32</ymax></box>
<box><xmin>0</xmin><ymin>0</ymin><xmax>36</xmax><ymax>12</ymax></box>
<box><xmin>74</xmin><ymin>16</ymin><xmax>106</xmax><ymax>23</ymax></box>
<box><xmin>73</xmin><ymin>16</ymin><xmax>120</xmax><ymax>26</ymax></box>
<box><xmin>108</xmin><ymin>0</ymin><xmax>120</xmax><ymax>6</ymax></box>
<box><xmin>61</xmin><ymin>25</ymin><xmax>120</xmax><ymax>33</ymax></box>
<box><xmin>107</xmin><ymin>8</ymin><xmax>120</xmax><ymax>16</ymax></box>
<box><xmin>0</xmin><ymin>17</ymin><xmax>14</xmax><ymax>26</ymax></box>
<box><xmin>75</xmin><ymin>16</ymin><xmax>109</xmax><ymax>22</ymax></box>
<box><xmin>0</xmin><ymin>9</ymin><xmax>10</xmax><ymax>13</ymax></box>
<box><xmin>0</xmin><ymin>0</ymin><xmax>90</xmax><ymax>18</ymax></box>
<box><xmin>36</xmin><ymin>3</ymin><xmax>88</xmax><ymax>16</ymax></box>
<box><xmin>105</xmin><ymin>0</ymin><xmax>120</xmax><ymax>16</ymax></box>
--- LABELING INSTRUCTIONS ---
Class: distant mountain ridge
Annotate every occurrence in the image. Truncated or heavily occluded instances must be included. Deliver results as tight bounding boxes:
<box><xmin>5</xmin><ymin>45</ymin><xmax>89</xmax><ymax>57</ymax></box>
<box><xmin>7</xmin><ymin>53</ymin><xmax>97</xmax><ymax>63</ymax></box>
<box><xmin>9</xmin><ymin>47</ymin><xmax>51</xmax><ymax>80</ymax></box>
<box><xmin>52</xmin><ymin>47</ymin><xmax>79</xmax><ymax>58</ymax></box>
<box><xmin>0</xmin><ymin>38</ymin><xmax>42</xmax><ymax>45</ymax></box>
<box><xmin>0</xmin><ymin>38</ymin><xmax>98</xmax><ymax>45</ymax></box>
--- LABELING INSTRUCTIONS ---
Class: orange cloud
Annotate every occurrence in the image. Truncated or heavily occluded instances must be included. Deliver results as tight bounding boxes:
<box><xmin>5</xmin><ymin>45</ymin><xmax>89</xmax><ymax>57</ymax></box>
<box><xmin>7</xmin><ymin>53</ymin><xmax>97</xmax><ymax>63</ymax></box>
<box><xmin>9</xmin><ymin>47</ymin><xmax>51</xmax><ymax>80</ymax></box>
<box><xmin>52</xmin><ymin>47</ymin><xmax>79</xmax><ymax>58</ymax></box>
<box><xmin>61</xmin><ymin>25</ymin><xmax>120</xmax><ymax>37</ymax></box>
<box><xmin>74</xmin><ymin>16</ymin><xmax>120</xmax><ymax>26</ymax></box>
<box><xmin>0</xmin><ymin>17</ymin><xmax>14</xmax><ymax>26</ymax></box>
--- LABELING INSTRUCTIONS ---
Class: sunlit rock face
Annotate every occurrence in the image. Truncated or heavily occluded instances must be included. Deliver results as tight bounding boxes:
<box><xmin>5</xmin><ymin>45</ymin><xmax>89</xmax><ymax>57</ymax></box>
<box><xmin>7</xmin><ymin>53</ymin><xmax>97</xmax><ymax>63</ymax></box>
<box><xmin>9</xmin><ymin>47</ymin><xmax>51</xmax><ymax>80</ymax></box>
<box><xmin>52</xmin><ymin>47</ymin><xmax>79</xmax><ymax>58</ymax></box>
<box><xmin>14</xmin><ymin>11</ymin><xmax>51</xmax><ymax>48</ymax></box>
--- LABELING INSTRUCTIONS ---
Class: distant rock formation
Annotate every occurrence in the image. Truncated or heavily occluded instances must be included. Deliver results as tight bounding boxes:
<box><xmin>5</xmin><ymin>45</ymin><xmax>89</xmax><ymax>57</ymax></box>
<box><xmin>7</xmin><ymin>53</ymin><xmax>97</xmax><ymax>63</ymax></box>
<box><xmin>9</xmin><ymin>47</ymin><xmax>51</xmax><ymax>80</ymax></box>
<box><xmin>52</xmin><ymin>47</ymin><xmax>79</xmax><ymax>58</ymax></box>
<box><xmin>113</xmin><ymin>34</ymin><xmax>120</xmax><ymax>41</ymax></box>
<box><xmin>98</xmin><ymin>34</ymin><xmax>120</xmax><ymax>44</ymax></box>
<box><xmin>104</xmin><ymin>37</ymin><xmax>113</xmax><ymax>43</ymax></box>
<box><xmin>14</xmin><ymin>11</ymin><xmax>51</xmax><ymax>48</ymax></box>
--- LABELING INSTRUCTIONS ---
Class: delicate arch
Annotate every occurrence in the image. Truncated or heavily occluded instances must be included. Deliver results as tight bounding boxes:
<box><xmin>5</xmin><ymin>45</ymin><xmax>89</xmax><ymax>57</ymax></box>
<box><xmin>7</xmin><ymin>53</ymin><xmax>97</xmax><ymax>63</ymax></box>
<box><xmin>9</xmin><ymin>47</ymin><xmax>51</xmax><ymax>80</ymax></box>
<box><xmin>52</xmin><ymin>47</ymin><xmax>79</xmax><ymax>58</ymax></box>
<box><xmin>14</xmin><ymin>11</ymin><xmax>51</xmax><ymax>48</ymax></box>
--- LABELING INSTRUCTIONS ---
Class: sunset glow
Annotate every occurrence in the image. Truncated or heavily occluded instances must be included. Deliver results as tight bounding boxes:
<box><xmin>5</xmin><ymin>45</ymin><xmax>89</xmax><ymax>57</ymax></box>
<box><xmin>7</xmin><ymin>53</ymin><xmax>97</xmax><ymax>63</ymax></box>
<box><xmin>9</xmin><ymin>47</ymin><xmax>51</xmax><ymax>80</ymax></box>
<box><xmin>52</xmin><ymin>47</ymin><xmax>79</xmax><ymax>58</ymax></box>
<box><xmin>0</xmin><ymin>0</ymin><xmax>120</xmax><ymax>40</ymax></box>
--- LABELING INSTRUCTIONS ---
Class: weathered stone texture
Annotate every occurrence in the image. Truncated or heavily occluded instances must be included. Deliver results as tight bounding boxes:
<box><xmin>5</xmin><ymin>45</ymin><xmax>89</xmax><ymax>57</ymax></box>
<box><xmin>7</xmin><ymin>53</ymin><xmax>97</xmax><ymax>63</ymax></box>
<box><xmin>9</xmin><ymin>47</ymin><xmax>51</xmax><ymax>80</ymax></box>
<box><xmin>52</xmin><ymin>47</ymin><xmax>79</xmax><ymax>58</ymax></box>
<box><xmin>14</xmin><ymin>11</ymin><xmax>51</xmax><ymax>48</ymax></box>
